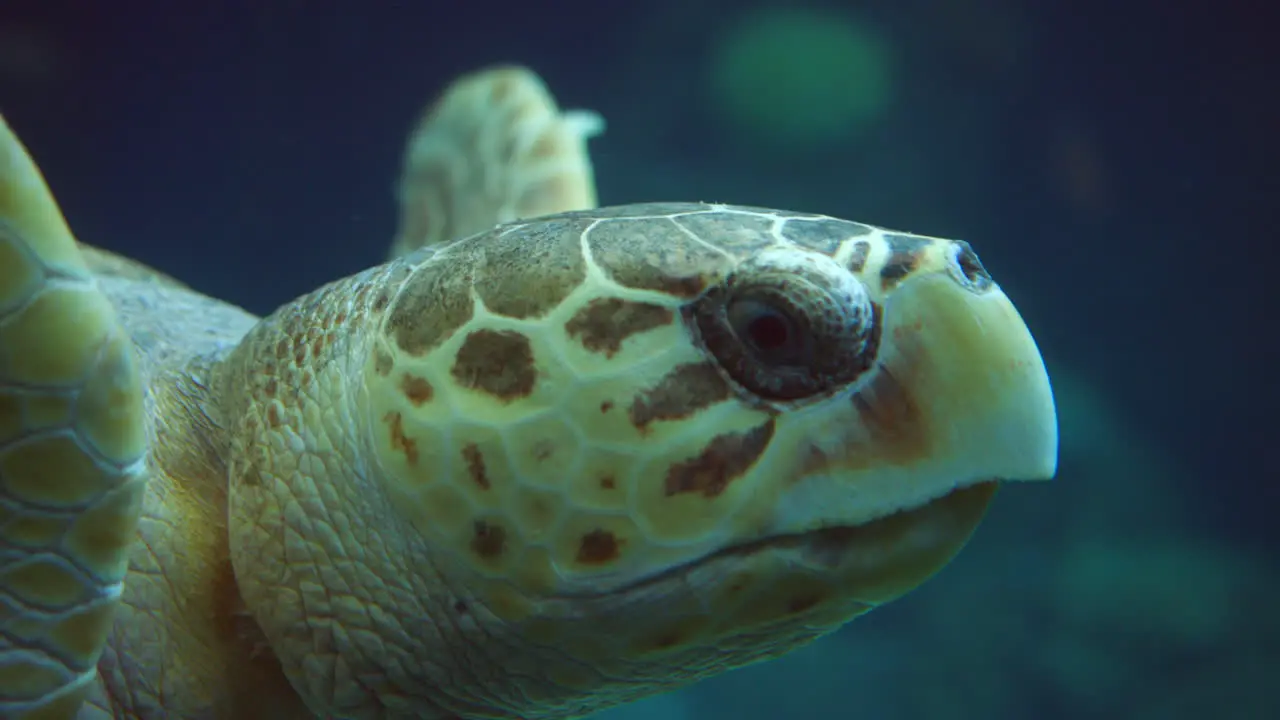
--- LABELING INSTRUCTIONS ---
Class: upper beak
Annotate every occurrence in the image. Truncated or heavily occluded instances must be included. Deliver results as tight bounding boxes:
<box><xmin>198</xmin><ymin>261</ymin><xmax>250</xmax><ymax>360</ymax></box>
<box><xmin>776</xmin><ymin>264</ymin><xmax>1059</xmax><ymax>528</ymax></box>
<box><xmin>887</xmin><ymin>271</ymin><xmax>1059</xmax><ymax>484</ymax></box>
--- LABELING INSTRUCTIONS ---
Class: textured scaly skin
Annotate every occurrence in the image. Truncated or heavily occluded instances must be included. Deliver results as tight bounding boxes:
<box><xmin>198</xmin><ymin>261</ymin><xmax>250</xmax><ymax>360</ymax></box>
<box><xmin>0</xmin><ymin>66</ymin><xmax>1058</xmax><ymax>719</ymax></box>
<box><xmin>0</xmin><ymin>117</ymin><xmax>148</xmax><ymax>718</ymax></box>
<box><xmin>219</xmin><ymin>202</ymin><xmax>1056</xmax><ymax>719</ymax></box>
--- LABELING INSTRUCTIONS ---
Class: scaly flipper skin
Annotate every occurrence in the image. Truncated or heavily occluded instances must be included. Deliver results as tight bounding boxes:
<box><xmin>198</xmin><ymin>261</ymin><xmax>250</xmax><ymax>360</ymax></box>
<box><xmin>390</xmin><ymin>65</ymin><xmax>604</xmax><ymax>258</ymax></box>
<box><xmin>0</xmin><ymin>117</ymin><xmax>148</xmax><ymax>718</ymax></box>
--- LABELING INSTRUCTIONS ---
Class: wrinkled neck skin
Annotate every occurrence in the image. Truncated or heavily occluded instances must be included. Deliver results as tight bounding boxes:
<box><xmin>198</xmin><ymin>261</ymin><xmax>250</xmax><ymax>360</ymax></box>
<box><xmin>85</xmin><ymin>276</ymin><xmax>310</xmax><ymax>719</ymax></box>
<box><xmin>214</xmin><ymin>265</ymin><xmax>476</xmax><ymax>719</ymax></box>
<box><xmin>85</xmin><ymin>366</ymin><xmax>312</xmax><ymax>719</ymax></box>
<box><xmin>92</xmin><ymin>263</ymin><xmax>506</xmax><ymax>720</ymax></box>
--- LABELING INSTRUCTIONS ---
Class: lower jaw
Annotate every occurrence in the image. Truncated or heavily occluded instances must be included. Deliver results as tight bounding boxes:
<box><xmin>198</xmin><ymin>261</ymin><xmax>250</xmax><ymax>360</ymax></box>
<box><xmin>599</xmin><ymin>480</ymin><xmax>999</xmax><ymax>604</ymax></box>
<box><xmin>714</xmin><ymin>480</ymin><xmax>1000</xmax><ymax>605</ymax></box>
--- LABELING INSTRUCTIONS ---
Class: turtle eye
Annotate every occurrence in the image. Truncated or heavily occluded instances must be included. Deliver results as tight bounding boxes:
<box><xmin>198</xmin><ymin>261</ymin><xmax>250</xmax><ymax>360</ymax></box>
<box><xmin>690</xmin><ymin>252</ymin><xmax>881</xmax><ymax>403</ymax></box>
<box><xmin>726</xmin><ymin>296</ymin><xmax>811</xmax><ymax>367</ymax></box>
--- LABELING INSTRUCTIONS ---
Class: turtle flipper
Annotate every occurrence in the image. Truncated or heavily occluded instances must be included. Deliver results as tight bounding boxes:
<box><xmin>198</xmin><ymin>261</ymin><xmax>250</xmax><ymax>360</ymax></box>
<box><xmin>388</xmin><ymin>65</ymin><xmax>604</xmax><ymax>258</ymax></box>
<box><xmin>0</xmin><ymin>117</ymin><xmax>148</xmax><ymax>718</ymax></box>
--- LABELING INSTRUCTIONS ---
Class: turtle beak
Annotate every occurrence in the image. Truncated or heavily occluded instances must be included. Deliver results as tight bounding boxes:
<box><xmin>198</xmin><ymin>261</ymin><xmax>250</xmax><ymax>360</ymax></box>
<box><xmin>758</xmin><ymin>258</ymin><xmax>1058</xmax><ymax>604</ymax></box>
<box><xmin>777</xmin><ymin>258</ymin><xmax>1058</xmax><ymax>530</ymax></box>
<box><xmin>878</xmin><ymin>269</ymin><xmax>1060</xmax><ymax>485</ymax></box>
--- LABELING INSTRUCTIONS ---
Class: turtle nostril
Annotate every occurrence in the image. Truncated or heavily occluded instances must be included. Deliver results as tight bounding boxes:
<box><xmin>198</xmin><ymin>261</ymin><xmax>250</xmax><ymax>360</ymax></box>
<box><xmin>951</xmin><ymin>241</ymin><xmax>993</xmax><ymax>292</ymax></box>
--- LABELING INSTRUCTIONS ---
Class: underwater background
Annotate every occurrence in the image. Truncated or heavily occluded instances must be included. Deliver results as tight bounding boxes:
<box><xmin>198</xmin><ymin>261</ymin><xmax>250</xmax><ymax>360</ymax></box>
<box><xmin>1</xmin><ymin>0</ymin><xmax>1272</xmax><ymax>717</ymax></box>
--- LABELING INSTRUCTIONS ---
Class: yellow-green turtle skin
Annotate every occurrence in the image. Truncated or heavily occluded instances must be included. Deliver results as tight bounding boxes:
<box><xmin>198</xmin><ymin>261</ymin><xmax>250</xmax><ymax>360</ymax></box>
<box><xmin>0</xmin><ymin>66</ymin><xmax>1057</xmax><ymax>719</ymax></box>
<box><xmin>0</xmin><ymin>118</ymin><xmax>148</xmax><ymax>717</ymax></box>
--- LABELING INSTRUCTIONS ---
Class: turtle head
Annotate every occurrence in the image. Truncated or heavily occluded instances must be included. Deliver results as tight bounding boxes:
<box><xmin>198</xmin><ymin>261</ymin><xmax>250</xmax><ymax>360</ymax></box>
<box><xmin>344</xmin><ymin>202</ymin><xmax>1056</xmax><ymax>715</ymax></box>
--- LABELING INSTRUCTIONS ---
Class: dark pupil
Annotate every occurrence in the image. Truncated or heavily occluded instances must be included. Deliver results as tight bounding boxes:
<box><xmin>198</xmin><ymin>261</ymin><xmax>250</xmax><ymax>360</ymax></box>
<box><xmin>747</xmin><ymin>313</ymin><xmax>790</xmax><ymax>351</ymax></box>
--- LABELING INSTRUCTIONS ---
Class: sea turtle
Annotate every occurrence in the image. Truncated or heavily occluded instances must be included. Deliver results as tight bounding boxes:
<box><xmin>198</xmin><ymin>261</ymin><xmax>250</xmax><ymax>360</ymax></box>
<box><xmin>0</xmin><ymin>66</ymin><xmax>1057</xmax><ymax>719</ymax></box>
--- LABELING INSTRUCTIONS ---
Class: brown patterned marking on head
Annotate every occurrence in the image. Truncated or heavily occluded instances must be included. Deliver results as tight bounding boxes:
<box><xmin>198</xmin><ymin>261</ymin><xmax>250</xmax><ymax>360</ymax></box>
<box><xmin>470</xmin><ymin>520</ymin><xmax>506</xmax><ymax>560</ymax></box>
<box><xmin>879</xmin><ymin>233</ymin><xmax>933</xmax><ymax>291</ymax></box>
<box><xmin>850</xmin><ymin>364</ymin><xmax>926</xmax><ymax>463</ymax></box>
<box><xmin>451</xmin><ymin>329</ymin><xmax>538</xmax><ymax>401</ymax></box>
<box><xmin>628</xmin><ymin>362</ymin><xmax>732</xmax><ymax>431</ymax></box>
<box><xmin>400</xmin><ymin>373</ymin><xmax>433</xmax><ymax>406</ymax></box>
<box><xmin>847</xmin><ymin>240</ymin><xmax>871</xmax><ymax>273</ymax></box>
<box><xmin>470</xmin><ymin>218</ymin><xmax>592</xmax><ymax>318</ymax></box>
<box><xmin>586</xmin><ymin>217</ymin><xmax>726</xmax><ymax>298</ymax></box>
<box><xmin>386</xmin><ymin>255</ymin><xmax>478</xmax><ymax>357</ymax></box>
<box><xmin>462</xmin><ymin>443</ymin><xmax>490</xmax><ymax>490</ymax></box>
<box><xmin>576</xmin><ymin>529</ymin><xmax>624</xmax><ymax>565</ymax></box>
<box><xmin>803</xmin><ymin>364</ymin><xmax>929</xmax><ymax>474</ymax></box>
<box><xmin>564</xmin><ymin>297</ymin><xmax>674</xmax><ymax>358</ymax></box>
<box><xmin>384</xmin><ymin>411</ymin><xmax>419</xmax><ymax>466</ymax></box>
<box><xmin>779</xmin><ymin>217</ymin><xmax>874</xmax><ymax>256</ymax></box>
<box><xmin>262</xmin><ymin>378</ymin><xmax>278</xmax><ymax>398</ymax></box>
<box><xmin>664</xmin><ymin>418</ymin><xmax>776</xmax><ymax>497</ymax></box>
<box><xmin>671</xmin><ymin>211</ymin><xmax>776</xmax><ymax>255</ymax></box>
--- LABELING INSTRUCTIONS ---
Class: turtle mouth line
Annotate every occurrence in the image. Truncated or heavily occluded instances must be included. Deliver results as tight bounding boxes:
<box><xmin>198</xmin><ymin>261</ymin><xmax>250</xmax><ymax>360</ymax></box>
<box><xmin>684</xmin><ymin>483</ymin><xmax>986</xmax><ymax>566</ymax></box>
<box><xmin>565</xmin><ymin>480</ymin><xmax>998</xmax><ymax>600</ymax></box>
